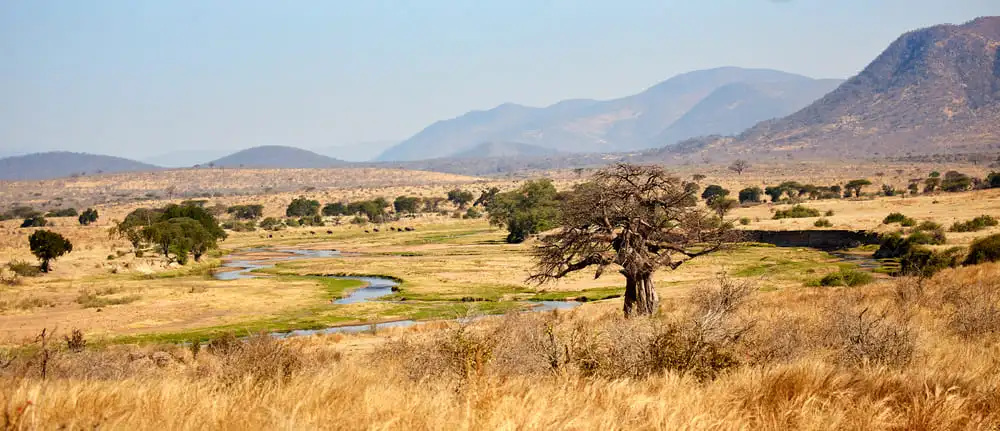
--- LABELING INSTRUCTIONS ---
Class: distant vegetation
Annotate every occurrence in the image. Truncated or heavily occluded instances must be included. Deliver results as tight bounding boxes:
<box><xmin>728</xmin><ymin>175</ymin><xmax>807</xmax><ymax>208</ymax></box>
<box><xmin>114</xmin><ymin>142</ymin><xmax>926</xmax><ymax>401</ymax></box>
<box><xmin>110</xmin><ymin>203</ymin><xmax>226</xmax><ymax>263</ymax></box>
<box><xmin>773</xmin><ymin>205</ymin><xmax>820</xmax><ymax>219</ymax></box>
<box><xmin>485</xmin><ymin>179</ymin><xmax>561</xmax><ymax>244</ymax></box>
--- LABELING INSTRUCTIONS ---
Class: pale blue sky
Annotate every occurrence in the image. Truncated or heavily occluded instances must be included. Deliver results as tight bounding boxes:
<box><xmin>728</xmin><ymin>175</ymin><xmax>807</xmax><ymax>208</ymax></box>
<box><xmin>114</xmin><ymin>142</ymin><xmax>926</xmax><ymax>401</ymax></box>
<box><xmin>2</xmin><ymin>0</ymin><xmax>998</xmax><ymax>159</ymax></box>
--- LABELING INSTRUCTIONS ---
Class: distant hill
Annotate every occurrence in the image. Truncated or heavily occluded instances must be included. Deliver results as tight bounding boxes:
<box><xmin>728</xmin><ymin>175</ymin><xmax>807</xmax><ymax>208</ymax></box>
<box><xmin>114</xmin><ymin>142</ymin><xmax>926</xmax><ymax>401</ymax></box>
<box><xmin>206</xmin><ymin>146</ymin><xmax>348</xmax><ymax>168</ymax></box>
<box><xmin>0</xmin><ymin>152</ymin><xmax>160</xmax><ymax>181</ymax></box>
<box><xmin>377</xmin><ymin>67</ymin><xmax>840</xmax><ymax>161</ymax></box>
<box><xmin>143</xmin><ymin>150</ymin><xmax>233</xmax><ymax>168</ymax></box>
<box><xmin>696</xmin><ymin>17</ymin><xmax>1000</xmax><ymax>159</ymax></box>
<box><xmin>450</xmin><ymin>141</ymin><xmax>560</xmax><ymax>159</ymax></box>
<box><xmin>311</xmin><ymin>141</ymin><xmax>399</xmax><ymax>162</ymax></box>
<box><xmin>652</xmin><ymin>79</ymin><xmax>843</xmax><ymax>147</ymax></box>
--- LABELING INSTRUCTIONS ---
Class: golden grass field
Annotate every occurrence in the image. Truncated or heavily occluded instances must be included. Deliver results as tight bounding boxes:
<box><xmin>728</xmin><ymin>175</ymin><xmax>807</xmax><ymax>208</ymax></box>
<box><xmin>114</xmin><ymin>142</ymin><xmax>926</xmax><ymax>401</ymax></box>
<box><xmin>2</xmin><ymin>162</ymin><xmax>1000</xmax><ymax>429</ymax></box>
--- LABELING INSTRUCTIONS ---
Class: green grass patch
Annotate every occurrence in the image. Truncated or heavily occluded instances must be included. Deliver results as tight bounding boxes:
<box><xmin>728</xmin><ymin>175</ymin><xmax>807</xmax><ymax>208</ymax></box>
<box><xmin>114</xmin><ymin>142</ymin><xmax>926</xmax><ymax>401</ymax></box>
<box><xmin>528</xmin><ymin>286</ymin><xmax>623</xmax><ymax>302</ymax></box>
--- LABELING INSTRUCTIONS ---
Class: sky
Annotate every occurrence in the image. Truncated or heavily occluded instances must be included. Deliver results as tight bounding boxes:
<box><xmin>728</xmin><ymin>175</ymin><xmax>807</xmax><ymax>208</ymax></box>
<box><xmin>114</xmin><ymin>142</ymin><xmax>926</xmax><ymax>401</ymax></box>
<box><xmin>2</xmin><ymin>0</ymin><xmax>999</xmax><ymax>160</ymax></box>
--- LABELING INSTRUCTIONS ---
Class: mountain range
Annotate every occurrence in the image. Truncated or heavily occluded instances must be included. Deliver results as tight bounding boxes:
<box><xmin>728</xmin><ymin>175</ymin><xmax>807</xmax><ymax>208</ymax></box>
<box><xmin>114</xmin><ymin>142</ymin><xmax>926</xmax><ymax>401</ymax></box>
<box><xmin>376</xmin><ymin>67</ymin><xmax>844</xmax><ymax>161</ymax></box>
<box><xmin>674</xmin><ymin>16</ymin><xmax>1000</xmax><ymax>159</ymax></box>
<box><xmin>4</xmin><ymin>17</ymin><xmax>1000</xmax><ymax>180</ymax></box>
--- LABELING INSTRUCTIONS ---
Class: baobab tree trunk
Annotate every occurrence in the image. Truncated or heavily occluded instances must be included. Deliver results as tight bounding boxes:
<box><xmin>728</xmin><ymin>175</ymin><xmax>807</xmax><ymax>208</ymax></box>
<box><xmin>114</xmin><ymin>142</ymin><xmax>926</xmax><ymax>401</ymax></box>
<box><xmin>623</xmin><ymin>272</ymin><xmax>658</xmax><ymax>317</ymax></box>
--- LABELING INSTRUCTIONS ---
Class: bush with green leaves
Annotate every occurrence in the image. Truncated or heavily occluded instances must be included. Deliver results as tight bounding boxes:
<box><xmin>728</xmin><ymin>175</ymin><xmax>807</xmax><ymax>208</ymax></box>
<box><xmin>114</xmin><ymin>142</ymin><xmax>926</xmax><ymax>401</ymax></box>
<box><xmin>226</xmin><ymin>204</ymin><xmax>264</xmax><ymax>220</ymax></box>
<box><xmin>874</xmin><ymin>233</ymin><xmax>960</xmax><ymax>277</ymax></box>
<box><xmin>818</xmin><ymin>269</ymin><xmax>874</xmax><ymax>287</ymax></box>
<box><xmin>987</xmin><ymin>172</ymin><xmax>1000</xmax><ymax>189</ymax></box>
<box><xmin>772</xmin><ymin>205</ymin><xmax>820</xmax><ymax>219</ymax></box>
<box><xmin>285</xmin><ymin>197</ymin><xmax>320</xmax><ymax>217</ymax></box>
<box><xmin>78</xmin><ymin>208</ymin><xmax>99</xmax><ymax>225</ymax></box>
<box><xmin>949</xmin><ymin>215</ymin><xmax>998</xmax><ymax>233</ymax></box>
<box><xmin>907</xmin><ymin>229</ymin><xmax>946</xmax><ymax>245</ymax></box>
<box><xmin>813</xmin><ymin>218</ymin><xmax>833</xmax><ymax>228</ymax></box>
<box><xmin>882</xmin><ymin>212</ymin><xmax>911</xmax><ymax>225</ymax></box>
<box><xmin>20</xmin><ymin>216</ymin><xmax>48</xmax><ymax>228</ymax></box>
<box><xmin>6</xmin><ymin>260</ymin><xmax>40</xmax><ymax>277</ymax></box>
<box><xmin>46</xmin><ymin>208</ymin><xmax>78</xmax><ymax>217</ymax></box>
<box><xmin>393</xmin><ymin>196</ymin><xmax>422</xmax><ymax>214</ymax></box>
<box><xmin>701</xmin><ymin>185</ymin><xmax>730</xmax><ymax>205</ymax></box>
<box><xmin>29</xmin><ymin>230</ymin><xmax>73</xmax><ymax>272</ymax></box>
<box><xmin>446</xmin><ymin>189</ymin><xmax>475</xmax><ymax>209</ymax></box>
<box><xmin>737</xmin><ymin>187</ymin><xmax>762</xmax><ymax>204</ymax></box>
<box><xmin>486</xmin><ymin>179</ymin><xmax>560</xmax><ymax>243</ymax></box>
<box><xmin>259</xmin><ymin>217</ymin><xmax>284</xmax><ymax>231</ymax></box>
<box><xmin>941</xmin><ymin>171</ymin><xmax>972</xmax><ymax>192</ymax></box>
<box><xmin>964</xmin><ymin>234</ymin><xmax>1000</xmax><ymax>266</ymax></box>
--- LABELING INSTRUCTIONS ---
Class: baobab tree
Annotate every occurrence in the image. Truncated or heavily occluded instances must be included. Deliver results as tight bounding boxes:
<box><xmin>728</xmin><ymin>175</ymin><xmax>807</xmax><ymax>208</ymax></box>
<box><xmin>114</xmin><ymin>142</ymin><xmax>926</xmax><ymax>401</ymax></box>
<box><xmin>528</xmin><ymin>163</ymin><xmax>738</xmax><ymax>316</ymax></box>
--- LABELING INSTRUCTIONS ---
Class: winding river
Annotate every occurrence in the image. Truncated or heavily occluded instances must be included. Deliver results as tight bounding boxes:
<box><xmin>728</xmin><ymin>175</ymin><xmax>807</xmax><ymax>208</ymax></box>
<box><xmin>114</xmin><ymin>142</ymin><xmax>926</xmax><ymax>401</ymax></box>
<box><xmin>214</xmin><ymin>248</ymin><xmax>580</xmax><ymax>338</ymax></box>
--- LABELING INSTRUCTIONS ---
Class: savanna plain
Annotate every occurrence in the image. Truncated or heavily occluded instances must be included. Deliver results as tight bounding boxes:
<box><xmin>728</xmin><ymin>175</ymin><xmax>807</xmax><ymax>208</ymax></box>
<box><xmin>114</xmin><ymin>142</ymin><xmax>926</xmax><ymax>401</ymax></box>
<box><xmin>3</xmin><ymin>161</ymin><xmax>1000</xmax><ymax>430</ymax></box>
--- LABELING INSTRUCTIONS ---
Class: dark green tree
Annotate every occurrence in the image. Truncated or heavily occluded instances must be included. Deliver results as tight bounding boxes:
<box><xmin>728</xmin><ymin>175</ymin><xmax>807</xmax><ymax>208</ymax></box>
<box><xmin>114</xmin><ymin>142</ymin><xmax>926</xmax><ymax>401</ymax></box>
<box><xmin>764</xmin><ymin>186</ymin><xmax>785</xmax><ymax>202</ymax></box>
<box><xmin>20</xmin><ymin>216</ymin><xmax>48</xmax><ymax>228</ymax></box>
<box><xmin>737</xmin><ymin>187</ymin><xmax>763</xmax><ymax>204</ymax></box>
<box><xmin>29</xmin><ymin>230</ymin><xmax>73</xmax><ymax>272</ymax></box>
<box><xmin>844</xmin><ymin>179</ymin><xmax>872</xmax><ymax>198</ymax></box>
<box><xmin>700</xmin><ymin>185</ymin><xmax>729</xmax><ymax>205</ymax></box>
<box><xmin>474</xmin><ymin>187</ymin><xmax>500</xmax><ymax>208</ymax></box>
<box><xmin>393</xmin><ymin>196</ymin><xmax>421</xmax><ymax>214</ymax></box>
<box><xmin>941</xmin><ymin>171</ymin><xmax>972</xmax><ymax>192</ymax></box>
<box><xmin>285</xmin><ymin>197</ymin><xmax>320</xmax><ymax>217</ymax></box>
<box><xmin>226</xmin><ymin>204</ymin><xmax>264</xmax><ymax>220</ymax></box>
<box><xmin>447</xmin><ymin>189</ymin><xmax>475</xmax><ymax>209</ymax></box>
<box><xmin>322</xmin><ymin>202</ymin><xmax>348</xmax><ymax>216</ymax></box>
<box><xmin>78</xmin><ymin>208</ymin><xmax>99</xmax><ymax>225</ymax></box>
<box><xmin>486</xmin><ymin>179</ymin><xmax>561</xmax><ymax>243</ymax></box>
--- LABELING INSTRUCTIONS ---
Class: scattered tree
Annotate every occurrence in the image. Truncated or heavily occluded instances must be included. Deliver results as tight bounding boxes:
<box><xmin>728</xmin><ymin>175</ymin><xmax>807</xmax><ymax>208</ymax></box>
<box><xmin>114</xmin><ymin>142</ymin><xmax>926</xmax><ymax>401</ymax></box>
<box><xmin>528</xmin><ymin>164</ymin><xmax>736</xmax><ymax>316</ymax></box>
<box><xmin>844</xmin><ymin>179</ymin><xmax>872</xmax><ymax>198</ymax></box>
<box><xmin>78</xmin><ymin>208</ymin><xmax>99</xmax><ymax>225</ymax></box>
<box><xmin>227</xmin><ymin>204</ymin><xmax>264</xmax><ymax>220</ymax></box>
<box><xmin>20</xmin><ymin>216</ymin><xmax>48</xmax><ymax>228</ymax></box>
<box><xmin>29</xmin><ymin>230</ymin><xmax>73</xmax><ymax>272</ymax></box>
<box><xmin>322</xmin><ymin>202</ymin><xmax>348</xmax><ymax>217</ymax></box>
<box><xmin>941</xmin><ymin>171</ymin><xmax>972</xmax><ymax>192</ymax></box>
<box><xmin>486</xmin><ymin>179</ymin><xmax>560</xmax><ymax>243</ymax></box>
<box><xmin>393</xmin><ymin>196</ymin><xmax>421</xmax><ymax>214</ymax></box>
<box><xmin>285</xmin><ymin>197</ymin><xmax>320</xmax><ymax>217</ymax></box>
<box><xmin>728</xmin><ymin>159</ymin><xmax>750</xmax><ymax>175</ymax></box>
<box><xmin>738</xmin><ymin>187</ymin><xmax>763</xmax><ymax>204</ymax></box>
<box><xmin>446</xmin><ymin>189</ymin><xmax>475</xmax><ymax>209</ymax></box>
<box><xmin>700</xmin><ymin>185</ymin><xmax>730</xmax><ymax>205</ymax></box>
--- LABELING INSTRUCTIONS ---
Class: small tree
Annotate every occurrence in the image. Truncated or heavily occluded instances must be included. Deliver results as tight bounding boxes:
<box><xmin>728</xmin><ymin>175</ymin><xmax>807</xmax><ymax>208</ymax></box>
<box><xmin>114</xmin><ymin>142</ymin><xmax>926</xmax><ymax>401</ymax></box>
<box><xmin>941</xmin><ymin>171</ymin><xmax>972</xmax><ymax>192</ymax></box>
<box><xmin>474</xmin><ymin>187</ymin><xmax>500</xmax><ymax>208</ymax></box>
<box><xmin>529</xmin><ymin>164</ymin><xmax>735</xmax><ymax>316</ymax></box>
<box><xmin>226</xmin><ymin>205</ymin><xmax>263</xmax><ymax>220</ymax></box>
<box><xmin>486</xmin><ymin>179</ymin><xmax>560</xmax><ymax>243</ymax></box>
<box><xmin>738</xmin><ymin>187</ymin><xmax>763</xmax><ymax>204</ymax></box>
<box><xmin>78</xmin><ymin>208</ymin><xmax>99</xmax><ymax>225</ymax></box>
<box><xmin>844</xmin><ymin>179</ymin><xmax>872</xmax><ymax>198</ymax></box>
<box><xmin>728</xmin><ymin>159</ymin><xmax>750</xmax><ymax>175</ymax></box>
<box><xmin>393</xmin><ymin>196</ymin><xmax>422</xmax><ymax>214</ymax></box>
<box><xmin>21</xmin><ymin>216</ymin><xmax>48</xmax><ymax>228</ymax></box>
<box><xmin>29</xmin><ymin>230</ymin><xmax>73</xmax><ymax>273</ymax></box>
<box><xmin>764</xmin><ymin>186</ymin><xmax>785</xmax><ymax>202</ymax></box>
<box><xmin>285</xmin><ymin>197</ymin><xmax>320</xmax><ymax>217</ymax></box>
<box><xmin>446</xmin><ymin>189</ymin><xmax>475</xmax><ymax>209</ymax></box>
<box><xmin>322</xmin><ymin>202</ymin><xmax>348</xmax><ymax>217</ymax></box>
<box><xmin>700</xmin><ymin>185</ymin><xmax>729</xmax><ymax>205</ymax></box>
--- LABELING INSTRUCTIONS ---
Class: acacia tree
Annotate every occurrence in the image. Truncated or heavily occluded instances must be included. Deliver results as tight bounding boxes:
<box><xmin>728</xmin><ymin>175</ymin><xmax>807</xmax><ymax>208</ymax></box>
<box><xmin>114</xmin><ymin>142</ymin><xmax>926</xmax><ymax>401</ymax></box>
<box><xmin>29</xmin><ymin>230</ymin><xmax>73</xmax><ymax>272</ymax></box>
<box><xmin>528</xmin><ymin>164</ymin><xmax>737</xmax><ymax>316</ymax></box>
<box><xmin>728</xmin><ymin>159</ymin><xmax>750</xmax><ymax>175</ymax></box>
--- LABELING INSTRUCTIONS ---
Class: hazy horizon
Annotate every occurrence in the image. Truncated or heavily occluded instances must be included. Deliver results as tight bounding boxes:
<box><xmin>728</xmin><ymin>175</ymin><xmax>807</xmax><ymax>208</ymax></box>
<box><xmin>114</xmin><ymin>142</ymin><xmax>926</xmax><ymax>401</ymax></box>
<box><xmin>3</xmin><ymin>1</ymin><xmax>999</xmax><ymax>160</ymax></box>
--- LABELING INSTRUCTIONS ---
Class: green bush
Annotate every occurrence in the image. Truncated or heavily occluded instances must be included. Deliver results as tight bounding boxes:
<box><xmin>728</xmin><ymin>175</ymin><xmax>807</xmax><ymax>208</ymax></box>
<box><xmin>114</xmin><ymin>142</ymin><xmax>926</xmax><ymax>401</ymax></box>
<box><xmin>772</xmin><ymin>205</ymin><xmax>820</xmax><ymax>219</ymax></box>
<box><xmin>814</xmin><ymin>218</ymin><xmax>833</xmax><ymax>227</ymax></box>
<box><xmin>896</xmin><ymin>247</ymin><xmax>962</xmax><ymax>277</ymax></box>
<box><xmin>819</xmin><ymin>269</ymin><xmax>874</xmax><ymax>287</ymax></box>
<box><xmin>913</xmin><ymin>221</ymin><xmax>942</xmax><ymax>232</ymax></box>
<box><xmin>907</xmin><ymin>229</ymin><xmax>946</xmax><ymax>245</ymax></box>
<box><xmin>739</xmin><ymin>217</ymin><xmax>751</xmax><ymax>226</ymax></box>
<box><xmin>964</xmin><ymin>234</ymin><xmax>1000</xmax><ymax>266</ymax></box>
<box><xmin>6</xmin><ymin>260</ymin><xmax>40</xmax><ymax>277</ymax></box>
<box><xmin>824</xmin><ymin>210</ymin><xmax>835</xmax><ymax>217</ymax></box>
<box><xmin>882</xmin><ymin>212</ymin><xmax>912</xmax><ymax>225</ymax></box>
<box><xmin>949</xmin><ymin>215</ymin><xmax>999</xmax><ymax>233</ymax></box>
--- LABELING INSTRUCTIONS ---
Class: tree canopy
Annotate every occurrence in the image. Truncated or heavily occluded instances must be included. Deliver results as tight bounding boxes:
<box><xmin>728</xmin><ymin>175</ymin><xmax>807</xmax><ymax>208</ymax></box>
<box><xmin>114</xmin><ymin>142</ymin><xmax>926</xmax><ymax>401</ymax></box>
<box><xmin>485</xmin><ymin>179</ymin><xmax>561</xmax><ymax>244</ymax></box>
<box><xmin>529</xmin><ymin>163</ymin><xmax>736</xmax><ymax>316</ymax></box>
<box><xmin>285</xmin><ymin>197</ymin><xmax>320</xmax><ymax>217</ymax></box>
<box><xmin>29</xmin><ymin>230</ymin><xmax>73</xmax><ymax>272</ymax></box>
<box><xmin>78</xmin><ymin>208</ymin><xmax>99</xmax><ymax>225</ymax></box>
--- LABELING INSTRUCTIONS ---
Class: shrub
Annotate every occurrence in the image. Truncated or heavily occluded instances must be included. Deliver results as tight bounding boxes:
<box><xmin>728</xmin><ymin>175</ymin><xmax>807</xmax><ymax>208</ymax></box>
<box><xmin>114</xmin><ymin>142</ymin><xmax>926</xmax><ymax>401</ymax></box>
<box><xmin>46</xmin><ymin>208</ymin><xmax>78</xmax><ymax>217</ymax></box>
<box><xmin>813</xmin><ymin>218</ymin><xmax>832</xmax><ymax>227</ymax></box>
<box><xmin>882</xmin><ymin>212</ymin><xmax>909</xmax><ymax>225</ymax></box>
<box><xmin>941</xmin><ymin>171</ymin><xmax>972</xmax><ymax>192</ymax></box>
<box><xmin>6</xmin><ymin>260</ymin><xmax>41</xmax><ymax>277</ymax></box>
<box><xmin>78</xmin><ymin>208</ymin><xmax>99</xmax><ymax>225</ymax></box>
<box><xmin>739</xmin><ymin>217</ymin><xmax>751</xmax><ymax>226</ymax></box>
<box><xmin>737</xmin><ymin>187</ymin><xmax>762</xmax><ymax>204</ymax></box>
<box><xmin>964</xmin><ymin>233</ymin><xmax>1000</xmax><ymax>266</ymax></box>
<box><xmin>465</xmin><ymin>207</ymin><xmax>482</xmax><ymax>219</ymax></box>
<box><xmin>824</xmin><ymin>210</ymin><xmax>835</xmax><ymax>217</ymax></box>
<box><xmin>900</xmin><ymin>218</ymin><xmax>917</xmax><ymax>227</ymax></box>
<box><xmin>897</xmin><ymin>247</ymin><xmax>963</xmax><ymax>277</ymax></box>
<box><xmin>949</xmin><ymin>215</ymin><xmax>998</xmax><ymax>233</ymax></box>
<box><xmin>20</xmin><ymin>216</ymin><xmax>48</xmax><ymax>228</ymax></box>
<box><xmin>818</xmin><ymin>269</ymin><xmax>874</xmax><ymax>287</ymax></box>
<box><xmin>285</xmin><ymin>197</ymin><xmax>320</xmax><ymax>217</ymax></box>
<box><xmin>827</xmin><ymin>299</ymin><xmax>914</xmax><ymax>368</ymax></box>
<box><xmin>772</xmin><ymin>205</ymin><xmax>820</xmax><ymax>219</ymax></box>
<box><xmin>215</xmin><ymin>332</ymin><xmax>303</xmax><ymax>386</ymax></box>
<box><xmin>913</xmin><ymin>220</ymin><xmax>942</xmax><ymax>232</ymax></box>
<box><xmin>701</xmin><ymin>185</ymin><xmax>730</xmax><ymax>205</ymax></box>
<box><xmin>226</xmin><ymin>204</ymin><xmax>264</xmax><ymax>220</ymax></box>
<box><xmin>906</xmin><ymin>228</ymin><xmax>946</xmax><ymax>245</ymax></box>
<box><xmin>259</xmin><ymin>217</ymin><xmax>284</xmax><ymax>231</ymax></box>
<box><xmin>64</xmin><ymin>329</ymin><xmax>86</xmax><ymax>352</ymax></box>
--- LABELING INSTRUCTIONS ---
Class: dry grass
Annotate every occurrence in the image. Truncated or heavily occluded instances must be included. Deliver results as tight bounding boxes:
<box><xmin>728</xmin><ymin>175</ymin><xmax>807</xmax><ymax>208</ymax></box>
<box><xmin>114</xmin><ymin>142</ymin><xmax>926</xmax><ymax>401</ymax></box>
<box><xmin>4</xmin><ymin>264</ymin><xmax>1000</xmax><ymax>429</ymax></box>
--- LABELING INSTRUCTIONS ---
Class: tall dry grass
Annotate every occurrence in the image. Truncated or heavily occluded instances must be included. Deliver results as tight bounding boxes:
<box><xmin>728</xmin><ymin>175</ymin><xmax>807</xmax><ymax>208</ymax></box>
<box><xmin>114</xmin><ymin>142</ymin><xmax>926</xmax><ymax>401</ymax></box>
<box><xmin>4</xmin><ymin>264</ymin><xmax>1000</xmax><ymax>429</ymax></box>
